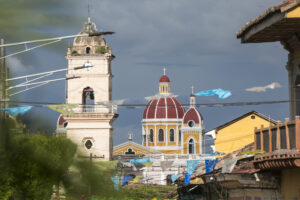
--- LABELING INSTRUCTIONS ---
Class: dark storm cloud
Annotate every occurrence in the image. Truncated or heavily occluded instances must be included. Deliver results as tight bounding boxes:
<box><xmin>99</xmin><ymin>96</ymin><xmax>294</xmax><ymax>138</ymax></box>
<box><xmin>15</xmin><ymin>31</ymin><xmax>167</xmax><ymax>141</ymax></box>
<box><xmin>4</xmin><ymin>0</ymin><xmax>289</xmax><ymax>145</ymax></box>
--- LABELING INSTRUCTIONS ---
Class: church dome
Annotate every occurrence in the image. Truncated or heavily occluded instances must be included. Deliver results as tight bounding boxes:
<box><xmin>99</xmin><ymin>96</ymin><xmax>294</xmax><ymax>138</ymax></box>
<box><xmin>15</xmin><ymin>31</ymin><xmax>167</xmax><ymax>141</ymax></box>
<box><xmin>143</xmin><ymin>96</ymin><xmax>185</xmax><ymax>120</ymax></box>
<box><xmin>159</xmin><ymin>75</ymin><xmax>170</xmax><ymax>83</ymax></box>
<box><xmin>183</xmin><ymin>107</ymin><xmax>203</xmax><ymax>124</ymax></box>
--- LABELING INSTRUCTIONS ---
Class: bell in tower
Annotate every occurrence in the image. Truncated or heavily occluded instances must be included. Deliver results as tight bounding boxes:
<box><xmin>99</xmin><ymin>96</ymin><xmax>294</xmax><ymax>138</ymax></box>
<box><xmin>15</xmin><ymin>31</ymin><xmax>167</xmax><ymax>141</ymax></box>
<box><xmin>63</xmin><ymin>18</ymin><xmax>118</xmax><ymax>161</ymax></box>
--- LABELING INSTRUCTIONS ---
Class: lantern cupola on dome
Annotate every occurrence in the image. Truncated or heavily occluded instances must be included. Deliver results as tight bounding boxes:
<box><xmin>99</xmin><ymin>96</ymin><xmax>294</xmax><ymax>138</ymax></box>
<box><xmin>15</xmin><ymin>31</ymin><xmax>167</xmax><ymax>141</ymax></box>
<box><xmin>159</xmin><ymin>68</ymin><xmax>171</xmax><ymax>94</ymax></box>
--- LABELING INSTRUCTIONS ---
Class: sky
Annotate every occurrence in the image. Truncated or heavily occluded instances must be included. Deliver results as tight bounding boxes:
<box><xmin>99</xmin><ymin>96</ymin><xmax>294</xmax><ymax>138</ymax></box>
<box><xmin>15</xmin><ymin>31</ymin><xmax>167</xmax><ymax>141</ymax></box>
<box><xmin>2</xmin><ymin>0</ymin><xmax>290</xmax><ymax>145</ymax></box>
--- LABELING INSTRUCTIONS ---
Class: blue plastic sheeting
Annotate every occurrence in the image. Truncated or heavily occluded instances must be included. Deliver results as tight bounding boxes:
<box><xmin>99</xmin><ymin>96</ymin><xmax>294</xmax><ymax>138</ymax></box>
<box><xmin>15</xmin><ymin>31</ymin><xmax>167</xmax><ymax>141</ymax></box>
<box><xmin>194</xmin><ymin>89</ymin><xmax>232</xmax><ymax>99</ymax></box>
<box><xmin>130</xmin><ymin>158</ymin><xmax>154</xmax><ymax>164</ymax></box>
<box><xmin>0</xmin><ymin>106</ymin><xmax>32</xmax><ymax>116</ymax></box>
<box><xmin>184</xmin><ymin>173</ymin><xmax>191</xmax><ymax>185</ymax></box>
<box><xmin>205</xmin><ymin>159</ymin><xmax>218</xmax><ymax>174</ymax></box>
<box><xmin>121</xmin><ymin>176</ymin><xmax>132</xmax><ymax>186</ymax></box>
<box><xmin>171</xmin><ymin>174</ymin><xmax>179</xmax><ymax>182</ymax></box>
<box><xmin>187</xmin><ymin>160</ymin><xmax>199</xmax><ymax>175</ymax></box>
<box><xmin>110</xmin><ymin>176</ymin><xmax>120</xmax><ymax>190</ymax></box>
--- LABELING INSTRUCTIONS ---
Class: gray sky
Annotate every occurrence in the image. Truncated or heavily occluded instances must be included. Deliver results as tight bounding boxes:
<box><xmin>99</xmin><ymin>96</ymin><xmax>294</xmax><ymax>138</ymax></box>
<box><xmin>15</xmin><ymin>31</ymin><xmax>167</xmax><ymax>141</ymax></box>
<box><xmin>5</xmin><ymin>0</ymin><xmax>289</xmax><ymax>145</ymax></box>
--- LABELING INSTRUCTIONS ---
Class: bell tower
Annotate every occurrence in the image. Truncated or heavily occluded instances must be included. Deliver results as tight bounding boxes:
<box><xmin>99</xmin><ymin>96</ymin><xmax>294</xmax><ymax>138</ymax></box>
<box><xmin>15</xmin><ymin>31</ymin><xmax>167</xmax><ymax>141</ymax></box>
<box><xmin>63</xmin><ymin>18</ymin><xmax>118</xmax><ymax>161</ymax></box>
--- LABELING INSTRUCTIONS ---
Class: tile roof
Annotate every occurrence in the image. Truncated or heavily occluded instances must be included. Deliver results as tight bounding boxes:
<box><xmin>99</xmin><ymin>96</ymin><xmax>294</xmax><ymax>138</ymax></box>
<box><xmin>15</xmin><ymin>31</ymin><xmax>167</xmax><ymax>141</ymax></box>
<box><xmin>237</xmin><ymin>0</ymin><xmax>299</xmax><ymax>38</ymax></box>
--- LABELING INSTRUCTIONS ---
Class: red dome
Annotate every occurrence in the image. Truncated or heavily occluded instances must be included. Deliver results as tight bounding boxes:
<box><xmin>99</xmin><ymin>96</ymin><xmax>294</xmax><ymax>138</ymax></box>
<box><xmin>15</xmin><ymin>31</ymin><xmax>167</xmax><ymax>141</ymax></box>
<box><xmin>143</xmin><ymin>96</ymin><xmax>185</xmax><ymax>120</ymax></box>
<box><xmin>190</xmin><ymin>93</ymin><xmax>195</xmax><ymax>97</ymax></box>
<box><xmin>183</xmin><ymin>108</ymin><xmax>203</xmax><ymax>124</ymax></box>
<box><xmin>159</xmin><ymin>75</ymin><xmax>170</xmax><ymax>83</ymax></box>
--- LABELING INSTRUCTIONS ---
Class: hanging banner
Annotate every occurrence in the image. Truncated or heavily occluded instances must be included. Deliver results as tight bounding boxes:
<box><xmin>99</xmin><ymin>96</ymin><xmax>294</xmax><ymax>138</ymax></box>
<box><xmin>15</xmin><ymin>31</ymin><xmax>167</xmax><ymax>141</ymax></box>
<box><xmin>187</xmin><ymin>160</ymin><xmax>199</xmax><ymax>175</ymax></box>
<box><xmin>171</xmin><ymin>174</ymin><xmax>179</xmax><ymax>182</ymax></box>
<box><xmin>0</xmin><ymin>106</ymin><xmax>32</xmax><ymax>116</ymax></box>
<box><xmin>160</xmin><ymin>161</ymin><xmax>174</xmax><ymax>171</ymax></box>
<box><xmin>205</xmin><ymin>159</ymin><xmax>218</xmax><ymax>174</ymax></box>
<box><xmin>130</xmin><ymin>158</ymin><xmax>154</xmax><ymax>164</ymax></box>
<box><xmin>184</xmin><ymin>172</ymin><xmax>191</xmax><ymax>186</ymax></box>
<box><xmin>132</xmin><ymin>176</ymin><xmax>143</xmax><ymax>183</ymax></box>
<box><xmin>221</xmin><ymin>157</ymin><xmax>238</xmax><ymax>173</ymax></box>
<box><xmin>47</xmin><ymin>104</ymin><xmax>78</xmax><ymax>114</ymax></box>
<box><xmin>110</xmin><ymin>176</ymin><xmax>120</xmax><ymax>190</ymax></box>
<box><xmin>121</xmin><ymin>176</ymin><xmax>133</xmax><ymax>186</ymax></box>
<box><xmin>246</xmin><ymin>82</ymin><xmax>281</xmax><ymax>92</ymax></box>
<box><xmin>194</xmin><ymin>88</ymin><xmax>231</xmax><ymax>99</ymax></box>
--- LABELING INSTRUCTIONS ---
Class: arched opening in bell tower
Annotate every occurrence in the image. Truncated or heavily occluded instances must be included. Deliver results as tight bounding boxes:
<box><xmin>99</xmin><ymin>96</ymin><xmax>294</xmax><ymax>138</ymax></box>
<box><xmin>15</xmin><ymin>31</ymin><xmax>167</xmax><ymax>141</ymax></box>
<box><xmin>82</xmin><ymin>86</ymin><xmax>95</xmax><ymax>112</ymax></box>
<box><xmin>86</xmin><ymin>47</ymin><xmax>91</xmax><ymax>54</ymax></box>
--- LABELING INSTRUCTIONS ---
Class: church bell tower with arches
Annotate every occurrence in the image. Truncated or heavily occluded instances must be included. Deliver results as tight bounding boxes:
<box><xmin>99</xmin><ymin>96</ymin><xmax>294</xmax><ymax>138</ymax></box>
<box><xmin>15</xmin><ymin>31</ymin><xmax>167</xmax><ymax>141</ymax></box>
<box><xmin>63</xmin><ymin>18</ymin><xmax>118</xmax><ymax>161</ymax></box>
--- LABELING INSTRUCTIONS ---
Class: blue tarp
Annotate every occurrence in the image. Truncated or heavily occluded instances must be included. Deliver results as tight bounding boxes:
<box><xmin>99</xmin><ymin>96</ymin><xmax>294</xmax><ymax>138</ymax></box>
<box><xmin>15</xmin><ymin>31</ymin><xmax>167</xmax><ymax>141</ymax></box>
<box><xmin>171</xmin><ymin>174</ymin><xmax>179</xmax><ymax>182</ymax></box>
<box><xmin>184</xmin><ymin>172</ymin><xmax>191</xmax><ymax>185</ymax></box>
<box><xmin>194</xmin><ymin>89</ymin><xmax>231</xmax><ymax>99</ymax></box>
<box><xmin>187</xmin><ymin>160</ymin><xmax>199</xmax><ymax>175</ymax></box>
<box><xmin>110</xmin><ymin>176</ymin><xmax>119</xmax><ymax>190</ymax></box>
<box><xmin>0</xmin><ymin>106</ymin><xmax>32</xmax><ymax>116</ymax></box>
<box><xmin>205</xmin><ymin>159</ymin><xmax>218</xmax><ymax>174</ymax></box>
<box><xmin>130</xmin><ymin>158</ymin><xmax>154</xmax><ymax>164</ymax></box>
<box><xmin>121</xmin><ymin>176</ymin><xmax>132</xmax><ymax>186</ymax></box>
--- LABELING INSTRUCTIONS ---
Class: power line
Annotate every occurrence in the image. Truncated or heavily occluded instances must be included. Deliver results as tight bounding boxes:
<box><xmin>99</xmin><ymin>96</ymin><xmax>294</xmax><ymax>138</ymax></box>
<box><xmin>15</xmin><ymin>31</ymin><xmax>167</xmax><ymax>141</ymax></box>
<box><xmin>0</xmin><ymin>99</ymin><xmax>290</xmax><ymax>108</ymax></box>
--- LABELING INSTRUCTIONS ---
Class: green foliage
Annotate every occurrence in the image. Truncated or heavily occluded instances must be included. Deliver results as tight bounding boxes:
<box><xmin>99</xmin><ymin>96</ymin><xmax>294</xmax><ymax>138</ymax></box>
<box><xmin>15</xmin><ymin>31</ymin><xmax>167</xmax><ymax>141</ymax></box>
<box><xmin>0</xmin><ymin>0</ymin><xmax>80</xmax><ymax>40</ymax></box>
<box><xmin>71</xmin><ymin>50</ymin><xmax>78</xmax><ymax>56</ymax></box>
<box><xmin>240</xmin><ymin>150</ymin><xmax>265</xmax><ymax>155</ymax></box>
<box><xmin>96</xmin><ymin>46</ymin><xmax>107</xmax><ymax>54</ymax></box>
<box><xmin>0</xmin><ymin>117</ymin><xmax>77</xmax><ymax>199</ymax></box>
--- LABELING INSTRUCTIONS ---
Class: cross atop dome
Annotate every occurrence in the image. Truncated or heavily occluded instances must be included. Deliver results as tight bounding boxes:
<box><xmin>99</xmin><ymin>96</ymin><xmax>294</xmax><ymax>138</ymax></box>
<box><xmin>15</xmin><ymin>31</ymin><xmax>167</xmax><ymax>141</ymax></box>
<box><xmin>83</xmin><ymin>17</ymin><xmax>98</xmax><ymax>33</ymax></box>
<box><xmin>163</xmin><ymin>67</ymin><xmax>166</xmax><ymax>75</ymax></box>
<box><xmin>159</xmin><ymin>68</ymin><xmax>170</xmax><ymax>94</ymax></box>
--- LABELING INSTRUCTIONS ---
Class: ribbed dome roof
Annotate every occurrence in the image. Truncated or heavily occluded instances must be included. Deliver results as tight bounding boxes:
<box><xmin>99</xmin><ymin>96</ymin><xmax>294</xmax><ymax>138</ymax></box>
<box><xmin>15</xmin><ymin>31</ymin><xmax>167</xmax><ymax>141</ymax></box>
<box><xmin>159</xmin><ymin>75</ymin><xmax>170</xmax><ymax>83</ymax></box>
<box><xmin>183</xmin><ymin>107</ymin><xmax>203</xmax><ymax>124</ymax></box>
<box><xmin>143</xmin><ymin>96</ymin><xmax>185</xmax><ymax>120</ymax></box>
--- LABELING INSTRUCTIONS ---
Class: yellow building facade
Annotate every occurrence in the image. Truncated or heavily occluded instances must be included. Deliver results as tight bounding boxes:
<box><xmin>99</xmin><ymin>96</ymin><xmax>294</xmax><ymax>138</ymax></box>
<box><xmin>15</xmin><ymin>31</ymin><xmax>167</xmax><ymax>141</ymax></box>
<box><xmin>210</xmin><ymin>111</ymin><xmax>276</xmax><ymax>154</ymax></box>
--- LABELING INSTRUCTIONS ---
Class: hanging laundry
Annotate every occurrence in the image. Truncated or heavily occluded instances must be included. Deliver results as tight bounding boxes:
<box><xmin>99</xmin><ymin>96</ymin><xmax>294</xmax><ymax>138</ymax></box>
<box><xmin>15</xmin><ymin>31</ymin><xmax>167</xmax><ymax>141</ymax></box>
<box><xmin>122</xmin><ymin>175</ymin><xmax>133</xmax><ymax>186</ymax></box>
<box><xmin>171</xmin><ymin>174</ymin><xmax>179</xmax><ymax>182</ymax></box>
<box><xmin>245</xmin><ymin>82</ymin><xmax>281</xmax><ymax>92</ymax></box>
<box><xmin>0</xmin><ymin>106</ymin><xmax>32</xmax><ymax>116</ymax></box>
<box><xmin>184</xmin><ymin>172</ymin><xmax>191</xmax><ymax>185</ymax></box>
<box><xmin>194</xmin><ymin>88</ymin><xmax>232</xmax><ymax>99</ymax></box>
<box><xmin>187</xmin><ymin>160</ymin><xmax>199</xmax><ymax>175</ymax></box>
<box><xmin>130</xmin><ymin>158</ymin><xmax>154</xmax><ymax>164</ymax></box>
<box><xmin>205</xmin><ymin>159</ymin><xmax>218</xmax><ymax>174</ymax></box>
<box><xmin>110</xmin><ymin>176</ymin><xmax>120</xmax><ymax>190</ymax></box>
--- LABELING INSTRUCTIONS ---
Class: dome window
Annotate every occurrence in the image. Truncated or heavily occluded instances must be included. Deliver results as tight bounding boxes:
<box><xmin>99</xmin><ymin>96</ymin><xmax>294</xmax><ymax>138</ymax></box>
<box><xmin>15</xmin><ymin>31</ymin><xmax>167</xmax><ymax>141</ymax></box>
<box><xmin>158</xmin><ymin>129</ymin><xmax>164</xmax><ymax>142</ymax></box>
<box><xmin>188</xmin><ymin>120</ymin><xmax>195</xmax><ymax>127</ymax></box>
<box><xmin>179</xmin><ymin>130</ymin><xmax>181</xmax><ymax>142</ymax></box>
<box><xmin>169</xmin><ymin>129</ymin><xmax>175</xmax><ymax>142</ymax></box>
<box><xmin>149</xmin><ymin>129</ymin><xmax>154</xmax><ymax>142</ymax></box>
<box><xmin>86</xmin><ymin>47</ymin><xmax>91</xmax><ymax>54</ymax></box>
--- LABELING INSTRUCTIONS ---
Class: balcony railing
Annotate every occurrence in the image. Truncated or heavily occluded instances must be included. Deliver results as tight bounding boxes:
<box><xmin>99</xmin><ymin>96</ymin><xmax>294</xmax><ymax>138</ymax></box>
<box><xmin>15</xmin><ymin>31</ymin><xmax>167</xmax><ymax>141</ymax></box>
<box><xmin>73</xmin><ymin>104</ymin><xmax>118</xmax><ymax>114</ymax></box>
<box><xmin>254</xmin><ymin>116</ymin><xmax>300</xmax><ymax>152</ymax></box>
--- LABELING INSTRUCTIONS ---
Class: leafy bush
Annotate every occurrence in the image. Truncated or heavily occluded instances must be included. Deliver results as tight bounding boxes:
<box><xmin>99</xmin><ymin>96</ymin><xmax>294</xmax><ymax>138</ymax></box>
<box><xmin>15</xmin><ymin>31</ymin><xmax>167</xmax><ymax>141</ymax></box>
<box><xmin>96</xmin><ymin>46</ymin><xmax>107</xmax><ymax>54</ymax></box>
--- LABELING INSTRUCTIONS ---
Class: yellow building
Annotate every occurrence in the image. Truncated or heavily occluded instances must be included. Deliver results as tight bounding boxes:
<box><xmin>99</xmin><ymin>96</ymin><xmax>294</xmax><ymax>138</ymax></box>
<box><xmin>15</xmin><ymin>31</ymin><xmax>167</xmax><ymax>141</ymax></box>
<box><xmin>141</xmin><ymin>71</ymin><xmax>205</xmax><ymax>154</ymax></box>
<box><xmin>207</xmin><ymin>111</ymin><xmax>276</xmax><ymax>154</ymax></box>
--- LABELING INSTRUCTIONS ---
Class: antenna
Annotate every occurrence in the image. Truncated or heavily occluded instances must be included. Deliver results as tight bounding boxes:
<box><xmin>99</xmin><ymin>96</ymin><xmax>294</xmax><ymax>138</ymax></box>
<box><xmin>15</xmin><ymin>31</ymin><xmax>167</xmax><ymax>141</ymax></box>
<box><xmin>88</xmin><ymin>0</ymin><xmax>90</xmax><ymax>18</ymax></box>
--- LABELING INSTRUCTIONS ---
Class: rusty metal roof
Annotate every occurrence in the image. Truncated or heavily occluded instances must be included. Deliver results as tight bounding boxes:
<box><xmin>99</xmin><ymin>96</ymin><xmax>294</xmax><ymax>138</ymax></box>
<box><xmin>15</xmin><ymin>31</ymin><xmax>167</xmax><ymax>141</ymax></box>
<box><xmin>237</xmin><ymin>0</ymin><xmax>299</xmax><ymax>39</ymax></box>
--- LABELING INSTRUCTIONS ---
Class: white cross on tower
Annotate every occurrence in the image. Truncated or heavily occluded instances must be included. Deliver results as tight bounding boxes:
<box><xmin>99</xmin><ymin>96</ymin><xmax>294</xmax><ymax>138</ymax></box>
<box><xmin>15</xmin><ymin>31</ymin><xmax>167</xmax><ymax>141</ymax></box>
<box><xmin>163</xmin><ymin>67</ymin><xmax>166</xmax><ymax>75</ymax></box>
<box><xmin>191</xmin><ymin>85</ymin><xmax>194</xmax><ymax>94</ymax></box>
